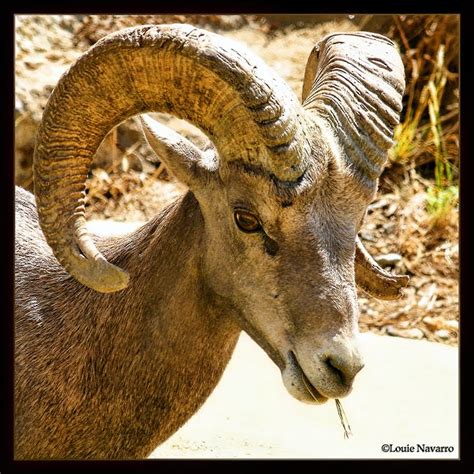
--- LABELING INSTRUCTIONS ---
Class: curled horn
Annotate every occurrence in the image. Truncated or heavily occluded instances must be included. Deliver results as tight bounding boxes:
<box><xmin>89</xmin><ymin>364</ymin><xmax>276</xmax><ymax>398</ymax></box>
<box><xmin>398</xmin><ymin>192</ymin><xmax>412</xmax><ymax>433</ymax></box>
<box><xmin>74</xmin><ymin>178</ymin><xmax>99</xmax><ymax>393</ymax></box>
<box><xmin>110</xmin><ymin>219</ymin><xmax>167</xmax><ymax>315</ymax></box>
<box><xmin>301</xmin><ymin>32</ymin><xmax>408</xmax><ymax>299</ymax></box>
<box><xmin>34</xmin><ymin>24</ymin><xmax>310</xmax><ymax>293</ymax></box>
<box><xmin>355</xmin><ymin>237</ymin><xmax>409</xmax><ymax>300</ymax></box>
<box><xmin>302</xmin><ymin>31</ymin><xmax>405</xmax><ymax>191</ymax></box>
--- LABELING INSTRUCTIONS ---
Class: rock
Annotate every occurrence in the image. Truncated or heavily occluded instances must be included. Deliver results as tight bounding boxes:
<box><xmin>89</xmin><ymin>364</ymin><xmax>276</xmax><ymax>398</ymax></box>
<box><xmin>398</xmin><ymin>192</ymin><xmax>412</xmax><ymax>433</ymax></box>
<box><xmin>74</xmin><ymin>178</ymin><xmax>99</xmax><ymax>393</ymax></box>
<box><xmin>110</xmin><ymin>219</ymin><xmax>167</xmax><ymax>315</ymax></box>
<box><xmin>374</xmin><ymin>253</ymin><xmax>402</xmax><ymax>267</ymax></box>
<box><xmin>359</xmin><ymin>231</ymin><xmax>376</xmax><ymax>242</ymax></box>
<box><xmin>91</xmin><ymin>168</ymin><xmax>111</xmax><ymax>183</ymax></box>
<box><xmin>418</xmin><ymin>283</ymin><xmax>438</xmax><ymax>309</ymax></box>
<box><xmin>384</xmin><ymin>202</ymin><xmax>398</xmax><ymax>217</ymax></box>
<box><xmin>365</xmin><ymin>308</ymin><xmax>378</xmax><ymax>318</ymax></box>
<box><xmin>367</xmin><ymin>198</ymin><xmax>389</xmax><ymax>211</ymax></box>
<box><xmin>121</xmin><ymin>154</ymin><xmax>144</xmax><ymax>173</ymax></box>
<box><xmin>444</xmin><ymin>320</ymin><xmax>459</xmax><ymax>331</ymax></box>
<box><xmin>386</xmin><ymin>326</ymin><xmax>424</xmax><ymax>340</ymax></box>
<box><xmin>423</xmin><ymin>316</ymin><xmax>444</xmax><ymax>330</ymax></box>
<box><xmin>435</xmin><ymin>329</ymin><xmax>451</xmax><ymax>340</ymax></box>
<box><xmin>382</xmin><ymin>222</ymin><xmax>397</xmax><ymax>234</ymax></box>
<box><xmin>24</xmin><ymin>60</ymin><xmax>41</xmax><ymax>70</ymax></box>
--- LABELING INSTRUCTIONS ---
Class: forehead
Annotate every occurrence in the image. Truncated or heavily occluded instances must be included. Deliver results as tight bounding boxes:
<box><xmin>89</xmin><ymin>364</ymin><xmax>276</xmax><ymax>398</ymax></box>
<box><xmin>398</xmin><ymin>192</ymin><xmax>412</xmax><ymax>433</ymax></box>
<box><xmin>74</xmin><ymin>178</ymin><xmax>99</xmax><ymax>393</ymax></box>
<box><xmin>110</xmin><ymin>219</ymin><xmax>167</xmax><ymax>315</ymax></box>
<box><xmin>216</xmin><ymin>160</ymin><xmax>369</xmax><ymax>230</ymax></box>
<box><xmin>220</xmin><ymin>161</ymin><xmax>319</xmax><ymax>207</ymax></box>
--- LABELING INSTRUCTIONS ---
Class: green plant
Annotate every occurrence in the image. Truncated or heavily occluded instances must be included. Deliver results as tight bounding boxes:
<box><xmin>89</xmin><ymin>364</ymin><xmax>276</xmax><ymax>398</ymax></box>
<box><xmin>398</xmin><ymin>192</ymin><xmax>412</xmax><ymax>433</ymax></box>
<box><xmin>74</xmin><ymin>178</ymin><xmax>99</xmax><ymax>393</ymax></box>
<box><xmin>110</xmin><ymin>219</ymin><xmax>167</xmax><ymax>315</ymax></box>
<box><xmin>425</xmin><ymin>184</ymin><xmax>458</xmax><ymax>226</ymax></box>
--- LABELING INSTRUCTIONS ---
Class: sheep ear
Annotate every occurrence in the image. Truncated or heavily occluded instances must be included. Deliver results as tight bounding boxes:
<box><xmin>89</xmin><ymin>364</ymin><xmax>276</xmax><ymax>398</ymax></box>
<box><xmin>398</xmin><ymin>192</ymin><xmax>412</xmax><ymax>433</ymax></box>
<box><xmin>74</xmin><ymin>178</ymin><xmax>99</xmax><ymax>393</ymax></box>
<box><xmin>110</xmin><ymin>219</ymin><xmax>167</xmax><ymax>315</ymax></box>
<box><xmin>140</xmin><ymin>114</ymin><xmax>217</xmax><ymax>188</ymax></box>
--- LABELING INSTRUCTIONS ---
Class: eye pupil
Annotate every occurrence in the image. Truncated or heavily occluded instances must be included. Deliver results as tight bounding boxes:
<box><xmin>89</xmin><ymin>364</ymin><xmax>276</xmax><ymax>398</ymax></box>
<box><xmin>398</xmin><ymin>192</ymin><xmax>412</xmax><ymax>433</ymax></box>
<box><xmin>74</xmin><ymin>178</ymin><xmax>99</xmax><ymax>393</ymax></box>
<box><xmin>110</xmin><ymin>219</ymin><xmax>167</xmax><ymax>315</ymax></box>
<box><xmin>234</xmin><ymin>210</ymin><xmax>261</xmax><ymax>232</ymax></box>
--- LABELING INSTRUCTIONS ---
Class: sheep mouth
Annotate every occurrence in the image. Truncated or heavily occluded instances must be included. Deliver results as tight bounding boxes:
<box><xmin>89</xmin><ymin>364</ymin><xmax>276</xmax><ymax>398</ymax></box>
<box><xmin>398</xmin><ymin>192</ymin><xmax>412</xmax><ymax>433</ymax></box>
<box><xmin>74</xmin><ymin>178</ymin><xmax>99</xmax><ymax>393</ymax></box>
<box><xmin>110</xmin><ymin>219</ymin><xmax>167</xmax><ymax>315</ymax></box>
<box><xmin>288</xmin><ymin>351</ymin><xmax>328</xmax><ymax>403</ymax></box>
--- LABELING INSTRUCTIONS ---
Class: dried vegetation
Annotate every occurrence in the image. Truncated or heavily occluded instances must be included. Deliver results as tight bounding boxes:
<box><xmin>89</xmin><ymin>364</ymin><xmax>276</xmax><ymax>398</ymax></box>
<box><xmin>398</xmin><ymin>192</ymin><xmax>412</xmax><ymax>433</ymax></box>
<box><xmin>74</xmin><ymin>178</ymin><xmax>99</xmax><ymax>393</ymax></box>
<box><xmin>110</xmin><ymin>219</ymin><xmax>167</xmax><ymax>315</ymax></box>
<box><xmin>15</xmin><ymin>14</ymin><xmax>459</xmax><ymax>345</ymax></box>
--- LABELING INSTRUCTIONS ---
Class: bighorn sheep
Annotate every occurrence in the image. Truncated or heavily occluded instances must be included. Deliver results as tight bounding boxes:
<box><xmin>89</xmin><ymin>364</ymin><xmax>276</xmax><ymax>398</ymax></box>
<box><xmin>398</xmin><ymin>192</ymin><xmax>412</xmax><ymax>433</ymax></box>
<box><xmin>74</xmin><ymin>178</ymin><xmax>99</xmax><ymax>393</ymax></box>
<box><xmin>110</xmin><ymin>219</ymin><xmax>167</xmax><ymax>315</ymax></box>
<box><xmin>15</xmin><ymin>24</ymin><xmax>409</xmax><ymax>459</ymax></box>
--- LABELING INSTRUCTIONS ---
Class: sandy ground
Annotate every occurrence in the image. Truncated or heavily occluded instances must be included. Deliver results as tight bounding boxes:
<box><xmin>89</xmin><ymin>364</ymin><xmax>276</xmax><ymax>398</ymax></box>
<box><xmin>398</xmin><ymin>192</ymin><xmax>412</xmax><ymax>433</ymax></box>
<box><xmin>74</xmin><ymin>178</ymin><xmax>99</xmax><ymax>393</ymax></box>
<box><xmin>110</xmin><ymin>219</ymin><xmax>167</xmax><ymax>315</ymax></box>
<box><xmin>88</xmin><ymin>219</ymin><xmax>459</xmax><ymax>460</ymax></box>
<box><xmin>150</xmin><ymin>332</ymin><xmax>458</xmax><ymax>459</ymax></box>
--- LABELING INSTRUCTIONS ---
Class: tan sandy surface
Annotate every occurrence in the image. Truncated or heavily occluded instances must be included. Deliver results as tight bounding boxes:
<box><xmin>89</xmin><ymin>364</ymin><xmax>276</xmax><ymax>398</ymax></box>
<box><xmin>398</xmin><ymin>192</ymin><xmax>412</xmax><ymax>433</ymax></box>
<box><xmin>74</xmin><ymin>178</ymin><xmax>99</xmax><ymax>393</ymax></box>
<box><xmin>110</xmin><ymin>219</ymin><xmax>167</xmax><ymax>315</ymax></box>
<box><xmin>150</xmin><ymin>331</ymin><xmax>458</xmax><ymax>459</ymax></box>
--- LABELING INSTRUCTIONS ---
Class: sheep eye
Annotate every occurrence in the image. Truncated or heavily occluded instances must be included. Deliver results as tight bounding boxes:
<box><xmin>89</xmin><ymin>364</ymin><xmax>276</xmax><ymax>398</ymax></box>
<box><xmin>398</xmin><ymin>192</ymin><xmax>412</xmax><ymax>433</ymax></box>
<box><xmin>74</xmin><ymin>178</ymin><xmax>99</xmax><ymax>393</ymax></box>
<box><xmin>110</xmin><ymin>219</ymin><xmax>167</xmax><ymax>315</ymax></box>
<box><xmin>234</xmin><ymin>210</ymin><xmax>261</xmax><ymax>233</ymax></box>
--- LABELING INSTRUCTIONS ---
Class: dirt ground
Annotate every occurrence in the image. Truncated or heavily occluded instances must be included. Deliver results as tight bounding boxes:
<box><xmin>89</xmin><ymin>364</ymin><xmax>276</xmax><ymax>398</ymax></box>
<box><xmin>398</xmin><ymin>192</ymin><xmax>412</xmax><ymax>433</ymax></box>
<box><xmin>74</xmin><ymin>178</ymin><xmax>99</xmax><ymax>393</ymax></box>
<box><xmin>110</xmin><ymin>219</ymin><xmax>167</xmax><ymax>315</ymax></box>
<box><xmin>15</xmin><ymin>15</ymin><xmax>459</xmax><ymax>346</ymax></box>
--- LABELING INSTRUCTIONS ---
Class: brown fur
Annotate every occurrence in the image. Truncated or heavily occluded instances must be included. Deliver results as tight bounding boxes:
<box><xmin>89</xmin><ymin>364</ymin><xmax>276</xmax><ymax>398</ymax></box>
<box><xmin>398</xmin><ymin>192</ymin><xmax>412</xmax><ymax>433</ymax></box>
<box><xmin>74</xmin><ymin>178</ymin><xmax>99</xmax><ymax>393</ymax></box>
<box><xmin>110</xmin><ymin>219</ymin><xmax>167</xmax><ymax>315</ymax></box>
<box><xmin>15</xmin><ymin>186</ymin><xmax>240</xmax><ymax>459</ymax></box>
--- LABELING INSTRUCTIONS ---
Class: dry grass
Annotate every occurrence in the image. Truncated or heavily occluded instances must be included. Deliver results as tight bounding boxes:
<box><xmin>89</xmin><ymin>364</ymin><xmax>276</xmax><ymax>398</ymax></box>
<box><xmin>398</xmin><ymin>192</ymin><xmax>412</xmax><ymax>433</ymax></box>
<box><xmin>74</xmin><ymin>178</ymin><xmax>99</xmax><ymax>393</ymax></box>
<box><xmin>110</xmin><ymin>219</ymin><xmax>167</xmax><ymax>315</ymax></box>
<box><xmin>387</xmin><ymin>15</ymin><xmax>459</xmax><ymax>164</ymax></box>
<box><xmin>384</xmin><ymin>15</ymin><xmax>459</xmax><ymax>228</ymax></box>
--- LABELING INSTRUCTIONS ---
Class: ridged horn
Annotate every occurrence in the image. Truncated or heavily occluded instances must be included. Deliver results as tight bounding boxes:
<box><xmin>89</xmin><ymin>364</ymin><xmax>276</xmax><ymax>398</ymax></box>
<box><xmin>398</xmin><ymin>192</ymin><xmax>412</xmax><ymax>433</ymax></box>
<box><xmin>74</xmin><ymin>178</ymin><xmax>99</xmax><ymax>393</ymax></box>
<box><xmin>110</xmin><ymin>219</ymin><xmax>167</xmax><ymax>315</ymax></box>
<box><xmin>34</xmin><ymin>24</ymin><xmax>310</xmax><ymax>293</ymax></box>
<box><xmin>355</xmin><ymin>237</ymin><xmax>409</xmax><ymax>300</ymax></box>
<box><xmin>301</xmin><ymin>32</ymin><xmax>405</xmax><ymax>191</ymax></box>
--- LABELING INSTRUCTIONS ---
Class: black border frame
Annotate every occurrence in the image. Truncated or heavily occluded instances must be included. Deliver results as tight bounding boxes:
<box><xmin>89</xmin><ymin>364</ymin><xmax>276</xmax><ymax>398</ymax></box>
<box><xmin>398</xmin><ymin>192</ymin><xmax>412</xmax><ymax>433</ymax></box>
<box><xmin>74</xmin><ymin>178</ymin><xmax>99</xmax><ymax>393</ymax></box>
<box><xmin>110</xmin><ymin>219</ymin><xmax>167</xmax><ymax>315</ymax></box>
<box><xmin>2</xmin><ymin>2</ymin><xmax>471</xmax><ymax>473</ymax></box>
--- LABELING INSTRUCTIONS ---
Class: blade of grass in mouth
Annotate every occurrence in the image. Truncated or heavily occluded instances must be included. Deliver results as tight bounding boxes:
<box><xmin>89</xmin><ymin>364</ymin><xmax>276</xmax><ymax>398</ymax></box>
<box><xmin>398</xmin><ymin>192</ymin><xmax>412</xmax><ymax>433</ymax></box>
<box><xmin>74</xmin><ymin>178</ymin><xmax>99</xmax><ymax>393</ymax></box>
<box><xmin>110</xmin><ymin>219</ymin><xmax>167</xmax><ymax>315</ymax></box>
<box><xmin>300</xmin><ymin>371</ymin><xmax>353</xmax><ymax>439</ymax></box>
<box><xmin>335</xmin><ymin>398</ymin><xmax>352</xmax><ymax>439</ymax></box>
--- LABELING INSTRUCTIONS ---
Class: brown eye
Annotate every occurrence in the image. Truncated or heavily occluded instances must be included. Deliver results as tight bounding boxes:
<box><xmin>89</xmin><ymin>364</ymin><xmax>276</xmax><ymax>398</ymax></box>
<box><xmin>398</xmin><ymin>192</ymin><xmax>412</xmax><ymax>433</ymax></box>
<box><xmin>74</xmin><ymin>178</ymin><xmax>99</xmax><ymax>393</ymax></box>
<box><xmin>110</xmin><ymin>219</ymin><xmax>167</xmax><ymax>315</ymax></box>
<box><xmin>234</xmin><ymin>210</ymin><xmax>261</xmax><ymax>233</ymax></box>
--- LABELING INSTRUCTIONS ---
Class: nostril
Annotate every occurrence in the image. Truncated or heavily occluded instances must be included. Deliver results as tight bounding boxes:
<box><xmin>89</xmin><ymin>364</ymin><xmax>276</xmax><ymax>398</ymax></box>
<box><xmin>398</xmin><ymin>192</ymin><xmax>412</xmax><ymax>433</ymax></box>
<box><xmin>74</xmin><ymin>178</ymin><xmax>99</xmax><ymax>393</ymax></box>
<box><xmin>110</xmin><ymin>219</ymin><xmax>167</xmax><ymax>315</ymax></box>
<box><xmin>325</xmin><ymin>357</ymin><xmax>346</xmax><ymax>385</ymax></box>
<box><xmin>324</xmin><ymin>356</ymin><xmax>364</xmax><ymax>386</ymax></box>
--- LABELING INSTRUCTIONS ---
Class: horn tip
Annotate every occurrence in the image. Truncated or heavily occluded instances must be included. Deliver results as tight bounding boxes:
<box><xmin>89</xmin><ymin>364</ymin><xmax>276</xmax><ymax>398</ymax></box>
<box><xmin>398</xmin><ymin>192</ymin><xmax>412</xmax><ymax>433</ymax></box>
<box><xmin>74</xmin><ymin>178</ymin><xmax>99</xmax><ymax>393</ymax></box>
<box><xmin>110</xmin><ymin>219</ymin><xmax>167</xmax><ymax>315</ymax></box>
<box><xmin>72</xmin><ymin>260</ymin><xmax>130</xmax><ymax>294</ymax></box>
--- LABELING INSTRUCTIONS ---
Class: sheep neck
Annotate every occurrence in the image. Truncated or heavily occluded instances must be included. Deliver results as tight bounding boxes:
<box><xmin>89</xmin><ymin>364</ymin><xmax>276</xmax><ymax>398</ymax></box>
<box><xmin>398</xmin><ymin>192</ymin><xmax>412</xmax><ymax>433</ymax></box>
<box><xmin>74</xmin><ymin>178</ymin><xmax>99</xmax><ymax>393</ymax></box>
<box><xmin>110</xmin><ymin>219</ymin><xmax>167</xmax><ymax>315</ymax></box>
<box><xmin>91</xmin><ymin>191</ymin><xmax>241</xmax><ymax>457</ymax></box>
<box><xmin>15</xmin><ymin>192</ymin><xmax>240</xmax><ymax>459</ymax></box>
